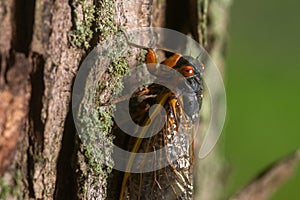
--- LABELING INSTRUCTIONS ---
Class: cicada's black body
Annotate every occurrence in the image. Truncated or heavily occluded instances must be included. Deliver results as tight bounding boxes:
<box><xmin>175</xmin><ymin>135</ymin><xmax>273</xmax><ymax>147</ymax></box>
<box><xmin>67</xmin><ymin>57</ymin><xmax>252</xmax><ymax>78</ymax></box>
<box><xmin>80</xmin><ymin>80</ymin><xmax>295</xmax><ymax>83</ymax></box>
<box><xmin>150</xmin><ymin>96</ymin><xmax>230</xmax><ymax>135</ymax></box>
<box><xmin>117</xmin><ymin>49</ymin><xmax>204</xmax><ymax>200</ymax></box>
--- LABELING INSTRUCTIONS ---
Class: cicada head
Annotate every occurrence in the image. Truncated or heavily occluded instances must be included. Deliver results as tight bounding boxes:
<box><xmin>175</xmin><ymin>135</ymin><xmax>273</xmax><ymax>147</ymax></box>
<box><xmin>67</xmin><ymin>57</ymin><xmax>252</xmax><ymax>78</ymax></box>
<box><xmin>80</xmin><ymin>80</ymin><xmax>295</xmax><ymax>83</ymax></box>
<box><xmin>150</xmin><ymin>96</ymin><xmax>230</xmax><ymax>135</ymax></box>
<box><xmin>173</xmin><ymin>56</ymin><xmax>204</xmax><ymax>120</ymax></box>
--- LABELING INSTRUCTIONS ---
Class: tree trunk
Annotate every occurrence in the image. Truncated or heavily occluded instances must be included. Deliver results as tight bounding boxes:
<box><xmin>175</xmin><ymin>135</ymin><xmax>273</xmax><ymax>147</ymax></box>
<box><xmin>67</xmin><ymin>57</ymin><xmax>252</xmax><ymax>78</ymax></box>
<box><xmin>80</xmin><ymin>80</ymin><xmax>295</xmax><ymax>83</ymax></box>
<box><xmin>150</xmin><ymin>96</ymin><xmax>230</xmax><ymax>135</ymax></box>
<box><xmin>0</xmin><ymin>0</ymin><xmax>231</xmax><ymax>199</ymax></box>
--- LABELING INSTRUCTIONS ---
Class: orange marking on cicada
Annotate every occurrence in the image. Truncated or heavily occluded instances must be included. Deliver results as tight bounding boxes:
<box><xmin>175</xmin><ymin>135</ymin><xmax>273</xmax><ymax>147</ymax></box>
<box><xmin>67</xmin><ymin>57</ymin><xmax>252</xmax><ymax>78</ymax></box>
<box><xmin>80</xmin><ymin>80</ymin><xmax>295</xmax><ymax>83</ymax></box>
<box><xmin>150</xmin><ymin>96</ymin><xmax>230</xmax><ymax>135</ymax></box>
<box><xmin>145</xmin><ymin>49</ymin><xmax>159</xmax><ymax>75</ymax></box>
<box><xmin>169</xmin><ymin>98</ymin><xmax>178</xmax><ymax>121</ymax></box>
<box><xmin>146</xmin><ymin>49</ymin><xmax>157</xmax><ymax>64</ymax></box>
<box><xmin>161</xmin><ymin>53</ymin><xmax>182</xmax><ymax>68</ymax></box>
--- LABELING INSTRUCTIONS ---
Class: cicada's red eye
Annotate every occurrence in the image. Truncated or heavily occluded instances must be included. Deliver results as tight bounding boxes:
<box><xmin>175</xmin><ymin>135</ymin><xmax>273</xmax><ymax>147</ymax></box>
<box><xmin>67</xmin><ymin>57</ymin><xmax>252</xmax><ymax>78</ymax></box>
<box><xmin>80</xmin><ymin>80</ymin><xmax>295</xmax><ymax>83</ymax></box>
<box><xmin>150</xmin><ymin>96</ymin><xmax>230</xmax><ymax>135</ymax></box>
<box><xmin>180</xmin><ymin>65</ymin><xmax>195</xmax><ymax>77</ymax></box>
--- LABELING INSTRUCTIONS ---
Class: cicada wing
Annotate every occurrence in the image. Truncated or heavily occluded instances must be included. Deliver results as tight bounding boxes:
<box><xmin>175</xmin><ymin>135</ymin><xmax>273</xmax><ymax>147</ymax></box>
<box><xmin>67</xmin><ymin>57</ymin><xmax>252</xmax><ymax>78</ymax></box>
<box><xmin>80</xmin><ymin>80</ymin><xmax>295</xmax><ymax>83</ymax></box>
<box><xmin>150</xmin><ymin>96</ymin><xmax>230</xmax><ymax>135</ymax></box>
<box><xmin>122</xmin><ymin>89</ymin><xmax>196</xmax><ymax>200</ymax></box>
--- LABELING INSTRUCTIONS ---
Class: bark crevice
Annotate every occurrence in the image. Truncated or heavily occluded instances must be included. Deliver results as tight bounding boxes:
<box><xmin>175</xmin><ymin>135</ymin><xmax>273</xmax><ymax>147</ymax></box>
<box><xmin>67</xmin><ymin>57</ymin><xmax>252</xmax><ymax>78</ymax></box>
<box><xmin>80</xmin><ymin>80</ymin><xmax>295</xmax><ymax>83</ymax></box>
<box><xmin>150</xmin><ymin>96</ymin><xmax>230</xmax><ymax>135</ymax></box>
<box><xmin>13</xmin><ymin>0</ymin><xmax>35</xmax><ymax>55</ymax></box>
<box><xmin>54</xmin><ymin>107</ymin><xmax>76</xmax><ymax>200</ymax></box>
<box><xmin>27</xmin><ymin>53</ymin><xmax>45</xmax><ymax>198</ymax></box>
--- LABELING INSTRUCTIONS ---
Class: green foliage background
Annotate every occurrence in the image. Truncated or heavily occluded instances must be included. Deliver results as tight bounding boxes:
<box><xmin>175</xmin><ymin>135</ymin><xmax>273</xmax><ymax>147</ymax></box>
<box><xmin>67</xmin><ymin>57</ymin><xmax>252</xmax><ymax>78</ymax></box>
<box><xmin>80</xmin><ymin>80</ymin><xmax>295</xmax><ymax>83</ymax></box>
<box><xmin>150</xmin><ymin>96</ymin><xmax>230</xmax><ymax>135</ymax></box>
<box><xmin>224</xmin><ymin>0</ymin><xmax>300</xmax><ymax>199</ymax></box>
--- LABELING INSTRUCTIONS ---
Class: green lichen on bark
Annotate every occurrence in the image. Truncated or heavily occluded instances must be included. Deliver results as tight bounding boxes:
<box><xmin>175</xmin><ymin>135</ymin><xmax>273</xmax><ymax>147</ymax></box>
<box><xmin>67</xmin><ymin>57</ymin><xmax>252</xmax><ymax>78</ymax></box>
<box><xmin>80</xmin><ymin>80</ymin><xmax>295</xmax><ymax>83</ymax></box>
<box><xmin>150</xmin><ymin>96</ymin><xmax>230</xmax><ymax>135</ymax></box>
<box><xmin>70</xmin><ymin>1</ymin><xmax>132</xmax><ymax>198</ymax></box>
<box><xmin>68</xmin><ymin>0</ymin><xmax>96</xmax><ymax>49</ymax></box>
<box><xmin>76</xmin><ymin>52</ymin><xmax>130</xmax><ymax>198</ymax></box>
<box><xmin>68</xmin><ymin>0</ymin><xmax>118</xmax><ymax>49</ymax></box>
<box><xmin>0</xmin><ymin>169</ymin><xmax>22</xmax><ymax>200</ymax></box>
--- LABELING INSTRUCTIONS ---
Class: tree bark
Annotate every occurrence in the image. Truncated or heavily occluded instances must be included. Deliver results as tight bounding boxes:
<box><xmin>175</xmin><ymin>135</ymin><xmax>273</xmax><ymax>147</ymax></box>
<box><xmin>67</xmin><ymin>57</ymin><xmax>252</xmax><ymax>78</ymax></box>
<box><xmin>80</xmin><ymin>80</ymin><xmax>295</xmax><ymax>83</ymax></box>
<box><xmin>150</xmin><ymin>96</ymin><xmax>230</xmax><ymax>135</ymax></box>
<box><xmin>0</xmin><ymin>0</ymin><xmax>231</xmax><ymax>199</ymax></box>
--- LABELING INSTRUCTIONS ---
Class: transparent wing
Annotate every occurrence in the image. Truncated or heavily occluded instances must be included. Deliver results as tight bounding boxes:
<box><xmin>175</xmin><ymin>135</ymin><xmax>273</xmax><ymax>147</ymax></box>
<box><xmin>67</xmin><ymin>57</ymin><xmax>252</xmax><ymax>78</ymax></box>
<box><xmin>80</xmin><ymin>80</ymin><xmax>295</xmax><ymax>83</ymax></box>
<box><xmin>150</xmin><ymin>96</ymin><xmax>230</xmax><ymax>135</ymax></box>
<box><xmin>121</xmin><ymin>84</ymin><xmax>196</xmax><ymax>200</ymax></box>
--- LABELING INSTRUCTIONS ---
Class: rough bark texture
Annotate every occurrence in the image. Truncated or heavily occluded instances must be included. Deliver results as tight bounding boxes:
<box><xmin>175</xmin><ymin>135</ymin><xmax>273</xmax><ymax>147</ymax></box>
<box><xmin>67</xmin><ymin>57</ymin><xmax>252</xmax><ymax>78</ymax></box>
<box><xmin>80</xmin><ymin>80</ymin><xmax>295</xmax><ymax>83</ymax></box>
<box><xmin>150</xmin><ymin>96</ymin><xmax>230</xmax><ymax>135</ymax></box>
<box><xmin>0</xmin><ymin>0</ymin><xmax>233</xmax><ymax>200</ymax></box>
<box><xmin>1</xmin><ymin>0</ymin><xmax>82</xmax><ymax>199</ymax></box>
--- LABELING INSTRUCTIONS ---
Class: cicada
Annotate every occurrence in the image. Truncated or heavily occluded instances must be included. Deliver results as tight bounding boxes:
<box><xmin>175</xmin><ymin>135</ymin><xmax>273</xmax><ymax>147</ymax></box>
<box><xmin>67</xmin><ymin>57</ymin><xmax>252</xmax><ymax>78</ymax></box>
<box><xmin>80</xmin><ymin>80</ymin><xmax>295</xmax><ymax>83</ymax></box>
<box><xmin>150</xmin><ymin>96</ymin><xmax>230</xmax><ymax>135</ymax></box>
<box><xmin>113</xmin><ymin>46</ymin><xmax>204</xmax><ymax>200</ymax></box>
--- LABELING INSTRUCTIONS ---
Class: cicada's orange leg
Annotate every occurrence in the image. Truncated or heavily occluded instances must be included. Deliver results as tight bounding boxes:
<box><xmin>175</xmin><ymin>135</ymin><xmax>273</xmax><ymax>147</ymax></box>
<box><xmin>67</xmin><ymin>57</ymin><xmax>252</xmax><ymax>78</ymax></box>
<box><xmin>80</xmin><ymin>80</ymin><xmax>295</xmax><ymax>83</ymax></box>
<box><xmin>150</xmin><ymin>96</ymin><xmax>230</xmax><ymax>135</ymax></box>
<box><xmin>145</xmin><ymin>49</ymin><xmax>158</xmax><ymax>75</ymax></box>
<box><xmin>146</xmin><ymin>49</ymin><xmax>157</xmax><ymax>64</ymax></box>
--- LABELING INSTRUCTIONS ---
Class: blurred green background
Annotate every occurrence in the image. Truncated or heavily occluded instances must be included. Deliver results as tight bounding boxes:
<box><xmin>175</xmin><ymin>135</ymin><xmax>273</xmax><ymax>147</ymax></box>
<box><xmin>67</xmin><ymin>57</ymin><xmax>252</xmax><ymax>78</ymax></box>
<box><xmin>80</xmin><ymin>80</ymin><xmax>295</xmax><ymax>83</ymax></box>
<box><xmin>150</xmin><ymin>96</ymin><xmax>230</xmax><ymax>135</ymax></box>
<box><xmin>224</xmin><ymin>0</ymin><xmax>300</xmax><ymax>199</ymax></box>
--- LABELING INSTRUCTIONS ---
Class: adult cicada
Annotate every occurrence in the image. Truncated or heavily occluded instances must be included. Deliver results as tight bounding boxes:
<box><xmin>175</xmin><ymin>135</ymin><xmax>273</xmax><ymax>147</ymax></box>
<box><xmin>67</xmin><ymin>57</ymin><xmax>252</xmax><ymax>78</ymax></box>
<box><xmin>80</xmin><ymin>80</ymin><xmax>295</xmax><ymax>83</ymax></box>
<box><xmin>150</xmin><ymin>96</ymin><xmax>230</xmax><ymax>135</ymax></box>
<box><xmin>110</xmin><ymin>45</ymin><xmax>204</xmax><ymax>200</ymax></box>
